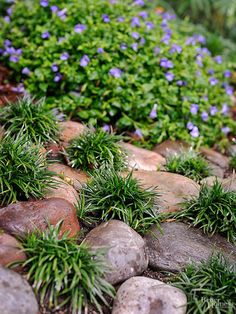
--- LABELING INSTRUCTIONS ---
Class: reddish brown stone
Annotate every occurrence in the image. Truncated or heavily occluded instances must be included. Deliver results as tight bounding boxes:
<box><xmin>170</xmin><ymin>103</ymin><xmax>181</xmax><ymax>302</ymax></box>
<box><xmin>200</xmin><ymin>147</ymin><xmax>229</xmax><ymax>169</ymax></box>
<box><xmin>153</xmin><ymin>139</ymin><xmax>189</xmax><ymax>158</ymax></box>
<box><xmin>0</xmin><ymin>198</ymin><xmax>80</xmax><ymax>238</ymax></box>
<box><xmin>59</xmin><ymin>121</ymin><xmax>85</xmax><ymax>145</ymax></box>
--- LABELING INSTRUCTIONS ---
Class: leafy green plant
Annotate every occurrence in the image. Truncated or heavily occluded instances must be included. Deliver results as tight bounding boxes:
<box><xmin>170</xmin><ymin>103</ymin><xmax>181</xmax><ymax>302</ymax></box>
<box><xmin>0</xmin><ymin>96</ymin><xmax>59</xmax><ymax>144</ymax></box>
<box><xmin>170</xmin><ymin>254</ymin><xmax>236</xmax><ymax>314</ymax></box>
<box><xmin>77</xmin><ymin>168</ymin><xmax>160</xmax><ymax>234</ymax></box>
<box><xmin>230</xmin><ymin>155</ymin><xmax>236</xmax><ymax>170</ymax></box>
<box><xmin>66</xmin><ymin>128</ymin><xmax>126</xmax><ymax>172</ymax></box>
<box><xmin>0</xmin><ymin>135</ymin><xmax>56</xmax><ymax>206</ymax></box>
<box><xmin>15</xmin><ymin>222</ymin><xmax>115</xmax><ymax>314</ymax></box>
<box><xmin>165</xmin><ymin>149</ymin><xmax>210</xmax><ymax>181</ymax></box>
<box><xmin>0</xmin><ymin>0</ymin><xmax>235</xmax><ymax>148</ymax></box>
<box><xmin>175</xmin><ymin>181</ymin><xmax>236</xmax><ymax>242</ymax></box>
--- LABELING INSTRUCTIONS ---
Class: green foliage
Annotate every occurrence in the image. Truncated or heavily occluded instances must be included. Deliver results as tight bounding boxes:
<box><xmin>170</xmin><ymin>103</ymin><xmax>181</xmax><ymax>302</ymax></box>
<box><xmin>230</xmin><ymin>155</ymin><xmax>236</xmax><ymax>170</ymax></box>
<box><xmin>77</xmin><ymin>168</ymin><xmax>160</xmax><ymax>234</ymax></box>
<box><xmin>170</xmin><ymin>254</ymin><xmax>236</xmax><ymax>314</ymax></box>
<box><xmin>0</xmin><ymin>0</ymin><xmax>235</xmax><ymax>148</ymax></box>
<box><xmin>175</xmin><ymin>181</ymin><xmax>236</xmax><ymax>243</ymax></box>
<box><xmin>165</xmin><ymin>149</ymin><xmax>210</xmax><ymax>181</ymax></box>
<box><xmin>0</xmin><ymin>135</ymin><xmax>56</xmax><ymax>206</ymax></box>
<box><xmin>66</xmin><ymin>128</ymin><xmax>126</xmax><ymax>172</ymax></box>
<box><xmin>0</xmin><ymin>96</ymin><xmax>59</xmax><ymax>144</ymax></box>
<box><xmin>16</xmin><ymin>222</ymin><xmax>115</xmax><ymax>314</ymax></box>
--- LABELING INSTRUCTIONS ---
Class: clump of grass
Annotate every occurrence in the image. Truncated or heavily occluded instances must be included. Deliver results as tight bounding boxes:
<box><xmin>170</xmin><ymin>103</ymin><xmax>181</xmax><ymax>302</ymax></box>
<box><xmin>15</xmin><ymin>222</ymin><xmax>114</xmax><ymax>314</ymax></box>
<box><xmin>165</xmin><ymin>149</ymin><xmax>210</xmax><ymax>181</ymax></box>
<box><xmin>77</xmin><ymin>168</ymin><xmax>160</xmax><ymax>234</ymax></box>
<box><xmin>230</xmin><ymin>155</ymin><xmax>236</xmax><ymax>170</ymax></box>
<box><xmin>170</xmin><ymin>254</ymin><xmax>236</xmax><ymax>314</ymax></box>
<box><xmin>175</xmin><ymin>181</ymin><xmax>236</xmax><ymax>243</ymax></box>
<box><xmin>0</xmin><ymin>96</ymin><xmax>59</xmax><ymax>144</ymax></box>
<box><xmin>66</xmin><ymin>128</ymin><xmax>126</xmax><ymax>172</ymax></box>
<box><xmin>0</xmin><ymin>135</ymin><xmax>56</xmax><ymax>206</ymax></box>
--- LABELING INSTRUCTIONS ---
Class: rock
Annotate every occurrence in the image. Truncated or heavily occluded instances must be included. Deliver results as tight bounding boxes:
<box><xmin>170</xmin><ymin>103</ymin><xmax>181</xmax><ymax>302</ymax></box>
<box><xmin>0</xmin><ymin>266</ymin><xmax>39</xmax><ymax>314</ymax></box>
<box><xmin>221</xmin><ymin>174</ymin><xmax>236</xmax><ymax>192</ymax></box>
<box><xmin>208</xmin><ymin>162</ymin><xmax>225</xmax><ymax>178</ymax></box>
<box><xmin>200</xmin><ymin>176</ymin><xmax>221</xmax><ymax>186</ymax></box>
<box><xmin>153</xmin><ymin>139</ymin><xmax>189</xmax><ymax>158</ymax></box>
<box><xmin>0</xmin><ymin>232</ymin><xmax>26</xmax><ymax>267</ymax></box>
<box><xmin>200</xmin><ymin>147</ymin><xmax>229</xmax><ymax>169</ymax></box>
<box><xmin>84</xmin><ymin>220</ymin><xmax>148</xmax><ymax>285</ymax></box>
<box><xmin>0</xmin><ymin>198</ymin><xmax>80</xmax><ymax>238</ymax></box>
<box><xmin>48</xmin><ymin>163</ymin><xmax>88</xmax><ymax>190</ymax></box>
<box><xmin>112</xmin><ymin>276</ymin><xmax>187</xmax><ymax>314</ymax></box>
<box><xmin>45</xmin><ymin>176</ymin><xmax>79</xmax><ymax>205</ymax></box>
<box><xmin>227</xmin><ymin>145</ymin><xmax>236</xmax><ymax>156</ymax></box>
<box><xmin>131</xmin><ymin>171</ymin><xmax>199</xmax><ymax>212</ymax></box>
<box><xmin>122</xmin><ymin>142</ymin><xmax>166</xmax><ymax>171</ymax></box>
<box><xmin>59</xmin><ymin>121</ymin><xmax>85</xmax><ymax>145</ymax></box>
<box><xmin>144</xmin><ymin>222</ymin><xmax>236</xmax><ymax>272</ymax></box>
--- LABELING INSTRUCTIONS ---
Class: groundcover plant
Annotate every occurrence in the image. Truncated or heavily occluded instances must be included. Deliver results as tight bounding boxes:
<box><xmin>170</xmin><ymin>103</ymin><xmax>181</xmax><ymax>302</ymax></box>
<box><xmin>0</xmin><ymin>0</ymin><xmax>235</xmax><ymax>148</ymax></box>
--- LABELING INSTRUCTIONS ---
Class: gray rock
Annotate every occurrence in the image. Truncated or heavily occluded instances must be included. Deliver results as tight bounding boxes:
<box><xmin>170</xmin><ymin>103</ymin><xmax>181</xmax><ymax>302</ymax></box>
<box><xmin>145</xmin><ymin>222</ymin><xmax>236</xmax><ymax>272</ymax></box>
<box><xmin>208</xmin><ymin>163</ymin><xmax>225</xmax><ymax>178</ymax></box>
<box><xmin>112</xmin><ymin>276</ymin><xmax>187</xmax><ymax>314</ymax></box>
<box><xmin>84</xmin><ymin>220</ymin><xmax>148</xmax><ymax>285</ymax></box>
<box><xmin>200</xmin><ymin>147</ymin><xmax>229</xmax><ymax>169</ymax></box>
<box><xmin>0</xmin><ymin>266</ymin><xmax>38</xmax><ymax>314</ymax></box>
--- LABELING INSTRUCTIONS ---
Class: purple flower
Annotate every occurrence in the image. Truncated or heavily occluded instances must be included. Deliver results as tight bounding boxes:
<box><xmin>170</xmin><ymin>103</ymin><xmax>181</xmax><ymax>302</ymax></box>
<box><xmin>51</xmin><ymin>64</ymin><xmax>59</xmax><ymax>72</ymax></box>
<box><xmin>221</xmin><ymin>126</ymin><xmax>230</xmax><ymax>134</ymax></box>
<box><xmin>160</xmin><ymin>58</ymin><xmax>173</xmax><ymax>68</ymax></box>
<box><xmin>209</xmin><ymin>77</ymin><xmax>218</xmax><ymax>86</ymax></box>
<box><xmin>165</xmin><ymin>72</ymin><xmax>174</xmax><ymax>82</ymax></box>
<box><xmin>4</xmin><ymin>39</ymin><xmax>11</xmax><ymax>47</ymax></box>
<box><xmin>120</xmin><ymin>43</ymin><xmax>127</xmax><ymax>50</ymax></box>
<box><xmin>196</xmin><ymin>55</ymin><xmax>203</xmax><ymax>67</ymax></box>
<box><xmin>131</xmin><ymin>43</ymin><xmax>138</xmax><ymax>51</ymax></box>
<box><xmin>9</xmin><ymin>55</ymin><xmax>19</xmax><ymax>63</ymax></box>
<box><xmin>97</xmin><ymin>47</ymin><xmax>104</xmax><ymax>54</ymax></box>
<box><xmin>40</xmin><ymin>0</ymin><xmax>48</xmax><ymax>7</ymax></box>
<box><xmin>186</xmin><ymin>37</ymin><xmax>196</xmax><ymax>46</ymax></box>
<box><xmin>161</xmin><ymin>19</ymin><xmax>168</xmax><ymax>28</ymax></box>
<box><xmin>57</xmin><ymin>9</ymin><xmax>67</xmax><ymax>20</ymax></box>
<box><xmin>102</xmin><ymin>14</ymin><xmax>110</xmax><ymax>23</ymax></box>
<box><xmin>208</xmin><ymin>69</ymin><xmax>214</xmax><ymax>75</ymax></box>
<box><xmin>22</xmin><ymin>67</ymin><xmax>30</xmax><ymax>75</ymax></box>
<box><xmin>41</xmin><ymin>31</ymin><xmax>50</xmax><ymax>39</ymax></box>
<box><xmin>187</xmin><ymin>122</ymin><xmax>194</xmax><ymax>130</ymax></box>
<box><xmin>176</xmin><ymin>80</ymin><xmax>186</xmax><ymax>87</ymax></box>
<box><xmin>54</xmin><ymin>73</ymin><xmax>62</xmax><ymax>82</ymax></box>
<box><xmin>74</xmin><ymin>24</ymin><xmax>86</xmax><ymax>33</ymax></box>
<box><xmin>117</xmin><ymin>16</ymin><xmax>124</xmax><ymax>22</ymax></box>
<box><xmin>102</xmin><ymin>124</ymin><xmax>110</xmax><ymax>132</ymax></box>
<box><xmin>224</xmin><ymin>70</ymin><xmax>231</xmax><ymax>78</ymax></box>
<box><xmin>214</xmin><ymin>55</ymin><xmax>222</xmax><ymax>64</ymax></box>
<box><xmin>134</xmin><ymin>129</ymin><xmax>143</xmax><ymax>138</ymax></box>
<box><xmin>221</xmin><ymin>103</ymin><xmax>229</xmax><ymax>115</ymax></box>
<box><xmin>80</xmin><ymin>55</ymin><xmax>90</xmax><ymax>67</ymax></box>
<box><xmin>225</xmin><ymin>85</ymin><xmax>234</xmax><ymax>95</ymax></box>
<box><xmin>195</xmin><ymin>34</ymin><xmax>206</xmax><ymax>44</ymax></box>
<box><xmin>210</xmin><ymin>106</ymin><xmax>218</xmax><ymax>116</ymax></box>
<box><xmin>201</xmin><ymin>111</ymin><xmax>208</xmax><ymax>121</ymax></box>
<box><xmin>145</xmin><ymin>22</ymin><xmax>154</xmax><ymax>30</ymax></box>
<box><xmin>50</xmin><ymin>5</ymin><xmax>58</xmax><ymax>12</ymax></box>
<box><xmin>131</xmin><ymin>17</ymin><xmax>140</xmax><ymax>27</ymax></box>
<box><xmin>154</xmin><ymin>46</ymin><xmax>160</xmax><ymax>55</ymax></box>
<box><xmin>169</xmin><ymin>44</ymin><xmax>182</xmax><ymax>54</ymax></box>
<box><xmin>60</xmin><ymin>52</ymin><xmax>69</xmax><ymax>60</ymax></box>
<box><xmin>190</xmin><ymin>104</ymin><xmax>199</xmax><ymax>115</ymax></box>
<box><xmin>6</xmin><ymin>7</ymin><xmax>13</xmax><ymax>16</ymax></box>
<box><xmin>109</xmin><ymin>68</ymin><xmax>122</xmax><ymax>78</ymax></box>
<box><xmin>131</xmin><ymin>32</ymin><xmax>140</xmax><ymax>39</ymax></box>
<box><xmin>133</xmin><ymin>0</ymin><xmax>144</xmax><ymax>6</ymax></box>
<box><xmin>139</xmin><ymin>11</ymin><xmax>148</xmax><ymax>19</ymax></box>
<box><xmin>190</xmin><ymin>126</ymin><xmax>199</xmax><ymax>138</ymax></box>
<box><xmin>149</xmin><ymin>104</ymin><xmax>157</xmax><ymax>119</ymax></box>
<box><xmin>4</xmin><ymin>16</ymin><xmax>10</xmax><ymax>23</ymax></box>
<box><xmin>161</xmin><ymin>33</ymin><xmax>171</xmax><ymax>45</ymax></box>
<box><xmin>140</xmin><ymin>37</ymin><xmax>146</xmax><ymax>45</ymax></box>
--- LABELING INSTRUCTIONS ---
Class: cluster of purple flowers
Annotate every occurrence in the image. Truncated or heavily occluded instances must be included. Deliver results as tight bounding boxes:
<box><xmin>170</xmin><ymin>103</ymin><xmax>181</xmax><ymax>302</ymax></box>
<box><xmin>1</xmin><ymin>40</ymin><xmax>21</xmax><ymax>63</ymax></box>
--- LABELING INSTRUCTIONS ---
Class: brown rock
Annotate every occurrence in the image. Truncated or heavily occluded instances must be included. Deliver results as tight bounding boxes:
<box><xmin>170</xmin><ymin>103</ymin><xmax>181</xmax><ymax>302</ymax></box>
<box><xmin>200</xmin><ymin>147</ymin><xmax>229</xmax><ymax>169</ymax></box>
<box><xmin>0</xmin><ymin>232</ymin><xmax>26</xmax><ymax>267</ymax></box>
<box><xmin>131</xmin><ymin>170</ymin><xmax>199</xmax><ymax>212</ymax></box>
<box><xmin>48</xmin><ymin>163</ymin><xmax>88</xmax><ymax>190</ymax></box>
<box><xmin>221</xmin><ymin>174</ymin><xmax>236</xmax><ymax>192</ymax></box>
<box><xmin>59</xmin><ymin>121</ymin><xmax>85</xmax><ymax>145</ymax></box>
<box><xmin>153</xmin><ymin>139</ymin><xmax>189</xmax><ymax>158</ymax></box>
<box><xmin>208</xmin><ymin>162</ymin><xmax>225</xmax><ymax>178</ymax></box>
<box><xmin>45</xmin><ymin>176</ymin><xmax>79</xmax><ymax>205</ymax></box>
<box><xmin>122</xmin><ymin>142</ymin><xmax>166</xmax><ymax>171</ymax></box>
<box><xmin>0</xmin><ymin>198</ymin><xmax>80</xmax><ymax>238</ymax></box>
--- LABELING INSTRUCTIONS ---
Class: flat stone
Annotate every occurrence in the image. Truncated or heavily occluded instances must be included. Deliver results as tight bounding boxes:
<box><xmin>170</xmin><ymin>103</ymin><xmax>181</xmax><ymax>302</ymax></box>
<box><xmin>48</xmin><ymin>163</ymin><xmax>88</xmax><ymax>190</ymax></box>
<box><xmin>0</xmin><ymin>198</ymin><xmax>80</xmax><ymax>238</ymax></box>
<box><xmin>208</xmin><ymin>162</ymin><xmax>225</xmax><ymax>178</ymax></box>
<box><xmin>45</xmin><ymin>176</ymin><xmax>79</xmax><ymax>205</ymax></box>
<box><xmin>144</xmin><ymin>222</ymin><xmax>236</xmax><ymax>272</ymax></box>
<box><xmin>200</xmin><ymin>176</ymin><xmax>221</xmax><ymax>186</ymax></box>
<box><xmin>112</xmin><ymin>276</ymin><xmax>187</xmax><ymax>314</ymax></box>
<box><xmin>153</xmin><ymin>139</ymin><xmax>189</xmax><ymax>158</ymax></box>
<box><xmin>221</xmin><ymin>174</ymin><xmax>236</xmax><ymax>192</ymax></box>
<box><xmin>200</xmin><ymin>147</ymin><xmax>229</xmax><ymax>169</ymax></box>
<box><xmin>122</xmin><ymin>142</ymin><xmax>166</xmax><ymax>171</ymax></box>
<box><xmin>0</xmin><ymin>266</ymin><xmax>39</xmax><ymax>314</ymax></box>
<box><xmin>0</xmin><ymin>232</ymin><xmax>26</xmax><ymax>267</ymax></box>
<box><xmin>84</xmin><ymin>220</ymin><xmax>148</xmax><ymax>285</ymax></box>
<box><xmin>131</xmin><ymin>171</ymin><xmax>199</xmax><ymax>212</ymax></box>
<box><xmin>59</xmin><ymin>121</ymin><xmax>85</xmax><ymax>145</ymax></box>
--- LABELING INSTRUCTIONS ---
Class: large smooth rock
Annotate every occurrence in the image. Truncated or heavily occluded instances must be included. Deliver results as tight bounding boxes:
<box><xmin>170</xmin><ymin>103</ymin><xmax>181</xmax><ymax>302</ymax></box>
<box><xmin>0</xmin><ymin>198</ymin><xmax>80</xmax><ymax>238</ymax></box>
<box><xmin>122</xmin><ymin>142</ymin><xmax>166</xmax><ymax>171</ymax></box>
<box><xmin>48</xmin><ymin>163</ymin><xmax>88</xmax><ymax>190</ymax></box>
<box><xmin>84</xmin><ymin>220</ymin><xmax>148</xmax><ymax>285</ymax></box>
<box><xmin>59</xmin><ymin>121</ymin><xmax>85</xmax><ymax>145</ymax></box>
<box><xmin>145</xmin><ymin>222</ymin><xmax>236</xmax><ymax>272</ymax></box>
<box><xmin>153</xmin><ymin>139</ymin><xmax>189</xmax><ymax>158</ymax></box>
<box><xmin>131</xmin><ymin>171</ymin><xmax>199</xmax><ymax>212</ymax></box>
<box><xmin>201</xmin><ymin>174</ymin><xmax>236</xmax><ymax>192</ymax></box>
<box><xmin>0</xmin><ymin>266</ymin><xmax>39</xmax><ymax>314</ymax></box>
<box><xmin>45</xmin><ymin>176</ymin><xmax>79</xmax><ymax>205</ymax></box>
<box><xmin>200</xmin><ymin>147</ymin><xmax>229</xmax><ymax>169</ymax></box>
<box><xmin>0</xmin><ymin>232</ymin><xmax>26</xmax><ymax>267</ymax></box>
<box><xmin>112</xmin><ymin>276</ymin><xmax>187</xmax><ymax>314</ymax></box>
